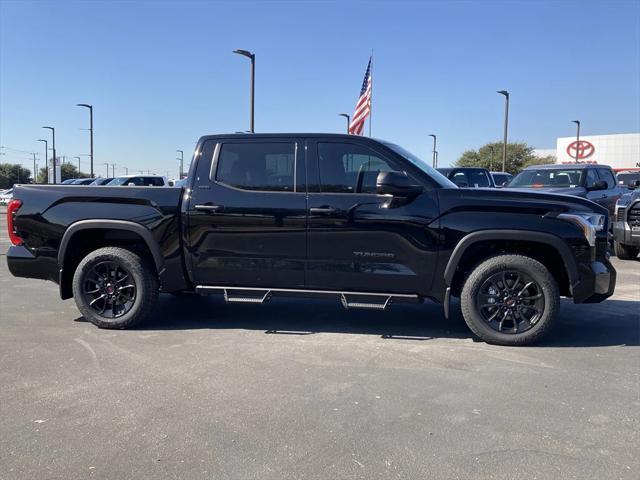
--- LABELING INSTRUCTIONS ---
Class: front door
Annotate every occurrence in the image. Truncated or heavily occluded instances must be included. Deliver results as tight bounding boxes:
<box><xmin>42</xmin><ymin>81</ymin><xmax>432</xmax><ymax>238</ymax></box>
<box><xmin>185</xmin><ymin>138</ymin><xmax>307</xmax><ymax>288</ymax></box>
<box><xmin>305</xmin><ymin>139</ymin><xmax>439</xmax><ymax>295</ymax></box>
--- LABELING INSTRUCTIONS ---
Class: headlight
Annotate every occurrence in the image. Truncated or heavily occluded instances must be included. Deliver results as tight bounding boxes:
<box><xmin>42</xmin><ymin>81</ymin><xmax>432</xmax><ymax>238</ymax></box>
<box><xmin>558</xmin><ymin>212</ymin><xmax>605</xmax><ymax>247</ymax></box>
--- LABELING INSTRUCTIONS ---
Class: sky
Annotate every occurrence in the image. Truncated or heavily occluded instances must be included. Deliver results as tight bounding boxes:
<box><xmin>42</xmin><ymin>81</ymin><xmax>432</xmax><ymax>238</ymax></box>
<box><xmin>1</xmin><ymin>0</ymin><xmax>639</xmax><ymax>178</ymax></box>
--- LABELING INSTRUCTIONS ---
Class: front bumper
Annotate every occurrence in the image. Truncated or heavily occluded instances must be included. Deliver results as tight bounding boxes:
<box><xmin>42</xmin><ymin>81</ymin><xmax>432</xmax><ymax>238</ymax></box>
<box><xmin>572</xmin><ymin>258</ymin><xmax>616</xmax><ymax>304</ymax></box>
<box><xmin>612</xmin><ymin>221</ymin><xmax>640</xmax><ymax>247</ymax></box>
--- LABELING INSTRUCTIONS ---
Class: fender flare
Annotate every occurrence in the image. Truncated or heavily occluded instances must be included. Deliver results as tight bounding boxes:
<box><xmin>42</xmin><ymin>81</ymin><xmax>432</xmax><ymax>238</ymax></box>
<box><xmin>58</xmin><ymin>219</ymin><xmax>165</xmax><ymax>273</ymax></box>
<box><xmin>443</xmin><ymin>230</ymin><xmax>579</xmax><ymax>287</ymax></box>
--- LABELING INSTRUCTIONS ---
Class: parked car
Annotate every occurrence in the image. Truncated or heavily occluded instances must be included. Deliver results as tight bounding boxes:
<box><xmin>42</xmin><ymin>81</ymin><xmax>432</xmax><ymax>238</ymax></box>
<box><xmin>61</xmin><ymin>179</ymin><xmax>77</xmax><ymax>185</ymax></box>
<box><xmin>7</xmin><ymin>133</ymin><xmax>615</xmax><ymax>346</ymax></box>
<box><xmin>0</xmin><ymin>188</ymin><xmax>13</xmax><ymax>206</ymax></box>
<box><xmin>616</xmin><ymin>170</ymin><xmax>640</xmax><ymax>189</ymax></box>
<box><xmin>506</xmin><ymin>164</ymin><xmax>625</xmax><ymax>218</ymax></box>
<box><xmin>612</xmin><ymin>190</ymin><xmax>640</xmax><ymax>260</ymax></box>
<box><xmin>71</xmin><ymin>178</ymin><xmax>96</xmax><ymax>185</ymax></box>
<box><xmin>437</xmin><ymin>167</ymin><xmax>496</xmax><ymax>188</ymax></box>
<box><xmin>491</xmin><ymin>171</ymin><xmax>513</xmax><ymax>187</ymax></box>
<box><xmin>89</xmin><ymin>177</ymin><xmax>114</xmax><ymax>185</ymax></box>
<box><xmin>107</xmin><ymin>175</ymin><xmax>168</xmax><ymax>187</ymax></box>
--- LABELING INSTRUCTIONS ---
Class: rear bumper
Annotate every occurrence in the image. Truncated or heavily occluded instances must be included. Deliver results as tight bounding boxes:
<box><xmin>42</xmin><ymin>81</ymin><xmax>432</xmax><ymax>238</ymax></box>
<box><xmin>613</xmin><ymin>221</ymin><xmax>640</xmax><ymax>247</ymax></box>
<box><xmin>6</xmin><ymin>245</ymin><xmax>59</xmax><ymax>284</ymax></box>
<box><xmin>572</xmin><ymin>258</ymin><xmax>616</xmax><ymax>304</ymax></box>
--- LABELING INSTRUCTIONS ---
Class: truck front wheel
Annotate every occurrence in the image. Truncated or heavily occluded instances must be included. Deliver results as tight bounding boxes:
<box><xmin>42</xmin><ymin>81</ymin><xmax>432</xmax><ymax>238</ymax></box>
<box><xmin>460</xmin><ymin>254</ymin><xmax>559</xmax><ymax>346</ymax></box>
<box><xmin>614</xmin><ymin>241</ymin><xmax>639</xmax><ymax>260</ymax></box>
<box><xmin>72</xmin><ymin>247</ymin><xmax>159</xmax><ymax>329</ymax></box>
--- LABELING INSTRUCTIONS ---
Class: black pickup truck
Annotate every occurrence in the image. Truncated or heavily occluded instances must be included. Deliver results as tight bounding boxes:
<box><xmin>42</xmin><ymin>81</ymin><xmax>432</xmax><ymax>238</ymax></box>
<box><xmin>6</xmin><ymin>134</ymin><xmax>616</xmax><ymax>345</ymax></box>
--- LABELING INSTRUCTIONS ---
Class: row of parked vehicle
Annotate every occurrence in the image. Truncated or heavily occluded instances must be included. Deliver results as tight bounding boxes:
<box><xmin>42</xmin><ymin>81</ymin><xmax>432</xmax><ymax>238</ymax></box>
<box><xmin>61</xmin><ymin>174</ymin><xmax>170</xmax><ymax>187</ymax></box>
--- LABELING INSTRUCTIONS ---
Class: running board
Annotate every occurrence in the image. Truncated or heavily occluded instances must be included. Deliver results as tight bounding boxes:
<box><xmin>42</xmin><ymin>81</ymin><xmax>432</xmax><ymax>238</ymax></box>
<box><xmin>196</xmin><ymin>285</ymin><xmax>420</xmax><ymax>310</ymax></box>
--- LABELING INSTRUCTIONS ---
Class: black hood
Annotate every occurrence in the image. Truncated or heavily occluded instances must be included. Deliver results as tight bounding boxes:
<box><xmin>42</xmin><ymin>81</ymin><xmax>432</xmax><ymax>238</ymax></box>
<box><xmin>437</xmin><ymin>187</ymin><xmax>606</xmax><ymax>216</ymax></box>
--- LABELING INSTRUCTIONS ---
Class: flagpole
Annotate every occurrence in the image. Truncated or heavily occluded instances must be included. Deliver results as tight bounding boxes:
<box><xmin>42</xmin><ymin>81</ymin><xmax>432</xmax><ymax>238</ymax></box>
<box><xmin>369</xmin><ymin>50</ymin><xmax>373</xmax><ymax>137</ymax></box>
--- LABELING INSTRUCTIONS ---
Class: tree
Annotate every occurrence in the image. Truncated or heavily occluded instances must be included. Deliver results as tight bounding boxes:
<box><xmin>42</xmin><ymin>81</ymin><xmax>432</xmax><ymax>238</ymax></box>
<box><xmin>0</xmin><ymin>163</ymin><xmax>32</xmax><ymax>189</ymax></box>
<box><xmin>455</xmin><ymin>142</ymin><xmax>556</xmax><ymax>175</ymax></box>
<box><xmin>37</xmin><ymin>160</ymin><xmax>91</xmax><ymax>184</ymax></box>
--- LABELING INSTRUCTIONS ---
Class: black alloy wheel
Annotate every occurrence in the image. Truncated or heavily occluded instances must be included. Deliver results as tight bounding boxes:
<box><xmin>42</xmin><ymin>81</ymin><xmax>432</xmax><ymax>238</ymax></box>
<box><xmin>82</xmin><ymin>261</ymin><xmax>137</xmax><ymax>318</ymax></box>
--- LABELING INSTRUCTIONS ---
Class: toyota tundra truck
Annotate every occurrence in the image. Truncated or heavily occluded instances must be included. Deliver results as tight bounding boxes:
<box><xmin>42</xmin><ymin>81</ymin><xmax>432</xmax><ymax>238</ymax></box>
<box><xmin>5</xmin><ymin>133</ymin><xmax>616</xmax><ymax>345</ymax></box>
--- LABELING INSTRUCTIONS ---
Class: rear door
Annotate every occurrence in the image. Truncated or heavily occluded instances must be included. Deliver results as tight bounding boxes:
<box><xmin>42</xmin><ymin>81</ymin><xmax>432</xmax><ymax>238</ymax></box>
<box><xmin>305</xmin><ymin>138</ymin><xmax>439</xmax><ymax>294</ymax></box>
<box><xmin>185</xmin><ymin>137</ymin><xmax>307</xmax><ymax>288</ymax></box>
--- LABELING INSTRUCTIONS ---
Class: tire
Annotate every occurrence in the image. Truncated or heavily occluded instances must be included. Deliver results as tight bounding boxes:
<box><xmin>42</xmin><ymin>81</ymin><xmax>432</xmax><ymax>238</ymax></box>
<box><xmin>614</xmin><ymin>241</ymin><xmax>639</xmax><ymax>260</ymax></box>
<box><xmin>460</xmin><ymin>254</ymin><xmax>559</xmax><ymax>346</ymax></box>
<box><xmin>72</xmin><ymin>247</ymin><xmax>159</xmax><ymax>329</ymax></box>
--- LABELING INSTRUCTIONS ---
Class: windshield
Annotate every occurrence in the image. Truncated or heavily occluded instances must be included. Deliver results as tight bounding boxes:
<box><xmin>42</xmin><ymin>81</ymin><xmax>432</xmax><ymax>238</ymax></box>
<box><xmin>106</xmin><ymin>177</ymin><xmax>131</xmax><ymax>186</ymax></box>
<box><xmin>382</xmin><ymin>142</ymin><xmax>457</xmax><ymax>188</ymax></box>
<box><xmin>509</xmin><ymin>168</ymin><xmax>585</xmax><ymax>188</ymax></box>
<box><xmin>617</xmin><ymin>173</ymin><xmax>640</xmax><ymax>185</ymax></box>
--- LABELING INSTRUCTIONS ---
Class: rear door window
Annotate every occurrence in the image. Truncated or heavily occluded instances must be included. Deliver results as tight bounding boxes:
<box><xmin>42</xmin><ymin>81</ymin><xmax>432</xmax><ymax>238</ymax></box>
<box><xmin>215</xmin><ymin>142</ymin><xmax>296</xmax><ymax>192</ymax></box>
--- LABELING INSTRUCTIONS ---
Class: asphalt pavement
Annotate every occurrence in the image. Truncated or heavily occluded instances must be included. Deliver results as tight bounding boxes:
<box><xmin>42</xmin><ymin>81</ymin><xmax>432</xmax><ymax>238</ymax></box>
<box><xmin>0</xmin><ymin>207</ymin><xmax>638</xmax><ymax>480</ymax></box>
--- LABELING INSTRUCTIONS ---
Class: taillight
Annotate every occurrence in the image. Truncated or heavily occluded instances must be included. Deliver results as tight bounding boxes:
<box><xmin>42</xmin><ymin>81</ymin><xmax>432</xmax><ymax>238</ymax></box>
<box><xmin>7</xmin><ymin>199</ymin><xmax>23</xmax><ymax>246</ymax></box>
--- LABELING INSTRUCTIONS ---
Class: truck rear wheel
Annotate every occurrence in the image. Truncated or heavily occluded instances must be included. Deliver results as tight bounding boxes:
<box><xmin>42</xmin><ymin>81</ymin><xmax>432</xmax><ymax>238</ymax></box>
<box><xmin>72</xmin><ymin>247</ymin><xmax>158</xmax><ymax>329</ymax></box>
<box><xmin>460</xmin><ymin>254</ymin><xmax>559</xmax><ymax>346</ymax></box>
<box><xmin>614</xmin><ymin>241</ymin><xmax>639</xmax><ymax>260</ymax></box>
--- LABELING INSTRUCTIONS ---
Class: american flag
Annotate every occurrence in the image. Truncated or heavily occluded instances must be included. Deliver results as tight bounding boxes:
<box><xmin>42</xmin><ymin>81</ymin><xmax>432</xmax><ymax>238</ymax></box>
<box><xmin>348</xmin><ymin>57</ymin><xmax>372</xmax><ymax>136</ymax></box>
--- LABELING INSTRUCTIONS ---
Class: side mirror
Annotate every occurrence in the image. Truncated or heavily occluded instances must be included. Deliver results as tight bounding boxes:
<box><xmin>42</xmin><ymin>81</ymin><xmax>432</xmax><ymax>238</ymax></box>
<box><xmin>628</xmin><ymin>180</ymin><xmax>640</xmax><ymax>190</ymax></box>
<box><xmin>587</xmin><ymin>180</ymin><xmax>607</xmax><ymax>191</ymax></box>
<box><xmin>127</xmin><ymin>182</ymin><xmax>136</xmax><ymax>186</ymax></box>
<box><xmin>376</xmin><ymin>171</ymin><xmax>422</xmax><ymax>197</ymax></box>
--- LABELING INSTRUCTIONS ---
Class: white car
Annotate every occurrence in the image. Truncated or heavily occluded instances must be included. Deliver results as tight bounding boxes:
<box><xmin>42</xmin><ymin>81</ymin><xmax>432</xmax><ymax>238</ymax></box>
<box><xmin>106</xmin><ymin>175</ymin><xmax>168</xmax><ymax>187</ymax></box>
<box><xmin>0</xmin><ymin>188</ymin><xmax>14</xmax><ymax>206</ymax></box>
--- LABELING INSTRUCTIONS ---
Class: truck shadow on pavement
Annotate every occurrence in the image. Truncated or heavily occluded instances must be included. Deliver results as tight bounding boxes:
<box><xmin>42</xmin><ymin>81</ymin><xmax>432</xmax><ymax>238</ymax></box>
<box><xmin>114</xmin><ymin>295</ymin><xmax>640</xmax><ymax>348</ymax></box>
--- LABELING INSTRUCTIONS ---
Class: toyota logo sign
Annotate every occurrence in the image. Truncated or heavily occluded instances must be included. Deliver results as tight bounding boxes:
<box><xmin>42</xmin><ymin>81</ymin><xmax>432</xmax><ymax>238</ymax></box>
<box><xmin>567</xmin><ymin>140</ymin><xmax>595</xmax><ymax>159</ymax></box>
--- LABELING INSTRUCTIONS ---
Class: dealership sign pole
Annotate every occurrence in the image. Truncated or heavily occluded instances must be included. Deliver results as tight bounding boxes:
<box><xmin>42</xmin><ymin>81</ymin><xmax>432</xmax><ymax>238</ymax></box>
<box><xmin>572</xmin><ymin>120</ymin><xmax>581</xmax><ymax>163</ymax></box>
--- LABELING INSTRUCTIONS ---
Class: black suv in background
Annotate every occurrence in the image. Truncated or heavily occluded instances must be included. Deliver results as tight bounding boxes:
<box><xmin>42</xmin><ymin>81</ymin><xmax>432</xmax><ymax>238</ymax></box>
<box><xmin>507</xmin><ymin>164</ymin><xmax>625</xmax><ymax>218</ymax></box>
<box><xmin>437</xmin><ymin>167</ymin><xmax>495</xmax><ymax>188</ymax></box>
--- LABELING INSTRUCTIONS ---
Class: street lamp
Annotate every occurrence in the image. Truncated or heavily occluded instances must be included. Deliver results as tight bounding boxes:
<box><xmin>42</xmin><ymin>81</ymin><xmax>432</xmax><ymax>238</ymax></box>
<box><xmin>37</xmin><ymin>139</ymin><xmax>48</xmax><ymax>184</ymax></box>
<box><xmin>572</xmin><ymin>120</ymin><xmax>581</xmax><ymax>163</ymax></box>
<box><xmin>232</xmin><ymin>49</ymin><xmax>255</xmax><ymax>133</ymax></box>
<box><xmin>77</xmin><ymin>104</ymin><xmax>94</xmax><ymax>177</ymax></box>
<box><xmin>42</xmin><ymin>126</ymin><xmax>56</xmax><ymax>183</ymax></box>
<box><xmin>104</xmin><ymin>162</ymin><xmax>109</xmax><ymax>177</ymax></box>
<box><xmin>428</xmin><ymin>134</ymin><xmax>437</xmax><ymax>168</ymax></box>
<box><xmin>488</xmin><ymin>145</ymin><xmax>495</xmax><ymax>171</ymax></box>
<box><xmin>74</xmin><ymin>156</ymin><xmax>81</xmax><ymax>176</ymax></box>
<box><xmin>176</xmin><ymin>150</ymin><xmax>184</xmax><ymax>179</ymax></box>
<box><xmin>497</xmin><ymin>90</ymin><xmax>509</xmax><ymax>172</ymax></box>
<box><xmin>338</xmin><ymin>113</ymin><xmax>350</xmax><ymax>133</ymax></box>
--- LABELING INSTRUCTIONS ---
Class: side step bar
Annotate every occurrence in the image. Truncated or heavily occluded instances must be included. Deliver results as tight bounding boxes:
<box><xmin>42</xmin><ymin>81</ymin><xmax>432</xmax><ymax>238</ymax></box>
<box><xmin>196</xmin><ymin>285</ymin><xmax>420</xmax><ymax>310</ymax></box>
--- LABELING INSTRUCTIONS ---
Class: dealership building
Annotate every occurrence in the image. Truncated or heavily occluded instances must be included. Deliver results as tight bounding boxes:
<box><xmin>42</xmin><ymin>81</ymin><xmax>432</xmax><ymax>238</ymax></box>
<box><xmin>535</xmin><ymin>133</ymin><xmax>640</xmax><ymax>171</ymax></box>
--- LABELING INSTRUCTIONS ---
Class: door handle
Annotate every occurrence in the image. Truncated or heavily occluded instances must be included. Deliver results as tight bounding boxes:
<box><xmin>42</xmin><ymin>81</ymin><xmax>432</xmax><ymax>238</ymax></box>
<box><xmin>195</xmin><ymin>204</ymin><xmax>223</xmax><ymax>212</ymax></box>
<box><xmin>310</xmin><ymin>206</ymin><xmax>338</xmax><ymax>215</ymax></box>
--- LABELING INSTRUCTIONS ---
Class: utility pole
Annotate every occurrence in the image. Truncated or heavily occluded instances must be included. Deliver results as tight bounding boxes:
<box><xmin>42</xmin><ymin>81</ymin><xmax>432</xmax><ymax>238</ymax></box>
<box><xmin>111</xmin><ymin>163</ymin><xmax>116</xmax><ymax>177</ymax></box>
<box><xmin>489</xmin><ymin>146</ymin><xmax>494</xmax><ymax>171</ymax></box>
<box><xmin>42</xmin><ymin>127</ymin><xmax>56</xmax><ymax>183</ymax></box>
<box><xmin>428</xmin><ymin>134</ymin><xmax>437</xmax><ymax>168</ymax></box>
<box><xmin>32</xmin><ymin>152</ymin><xmax>38</xmax><ymax>184</ymax></box>
<box><xmin>177</xmin><ymin>150</ymin><xmax>184</xmax><ymax>179</ymax></box>
<box><xmin>124</xmin><ymin>167</ymin><xmax>128</xmax><ymax>175</ymax></box>
<box><xmin>104</xmin><ymin>163</ymin><xmax>109</xmax><ymax>177</ymax></box>
<box><xmin>497</xmin><ymin>90</ymin><xmax>509</xmax><ymax>172</ymax></box>
<box><xmin>77</xmin><ymin>104</ymin><xmax>94</xmax><ymax>177</ymax></box>
<box><xmin>74</xmin><ymin>156</ymin><xmax>81</xmax><ymax>176</ymax></box>
<box><xmin>37</xmin><ymin>139</ymin><xmax>48</xmax><ymax>183</ymax></box>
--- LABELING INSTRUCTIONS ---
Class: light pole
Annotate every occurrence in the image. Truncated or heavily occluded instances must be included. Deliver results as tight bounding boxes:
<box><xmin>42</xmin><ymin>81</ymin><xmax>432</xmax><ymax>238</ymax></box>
<box><xmin>104</xmin><ymin>162</ymin><xmax>109</xmax><ymax>177</ymax></box>
<box><xmin>572</xmin><ymin>120</ymin><xmax>581</xmax><ymax>163</ymax></box>
<box><xmin>488</xmin><ymin>145</ymin><xmax>494</xmax><ymax>171</ymax></box>
<box><xmin>37</xmin><ymin>139</ymin><xmax>48</xmax><ymax>183</ymax></box>
<box><xmin>428</xmin><ymin>134</ymin><xmax>437</xmax><ymax>168</ymax></box>
<box><xmin>31</xmin><ymin>153</ymin><xmax>37</xmax><ymax>184</ymax></box>
<box><xmin>497</xmin><ymin>90</ymin><xmax>509</xmax><ymax>172</ymax></box>
<box><xmin>232</xmin><ymin>49</ymin><xmax>255</xmax><ymax>133</ymax></box>
<box><xmin>177</xmin><ymin>150</ymin><xmax>184</xmax><ymax>179</ymax></box>
<box><xmin>42</xmin><ymin>126</ymin><xmax>56</xmax><ymax>183</ymax></box>
<box><xmin>74</xmin><ymin>156</ymin><xmax>81</xmax><ymax>176</ymax></box>
<box><xmin>77</xmin><ymin>104</ymin><xmax>94</xmax><ymax>177</ymax></box>
<box><xmin>338</xmin><ymin>113</ymin><xmax>350</xmax><ymax>133</ymax></box>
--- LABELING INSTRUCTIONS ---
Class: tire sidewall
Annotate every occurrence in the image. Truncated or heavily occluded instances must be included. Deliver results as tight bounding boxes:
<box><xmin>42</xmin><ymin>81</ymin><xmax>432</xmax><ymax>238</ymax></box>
<box><xmin>461</xmin><ymin>255</ymin><xmax>559</xmax><ymax>345</ymax></box>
